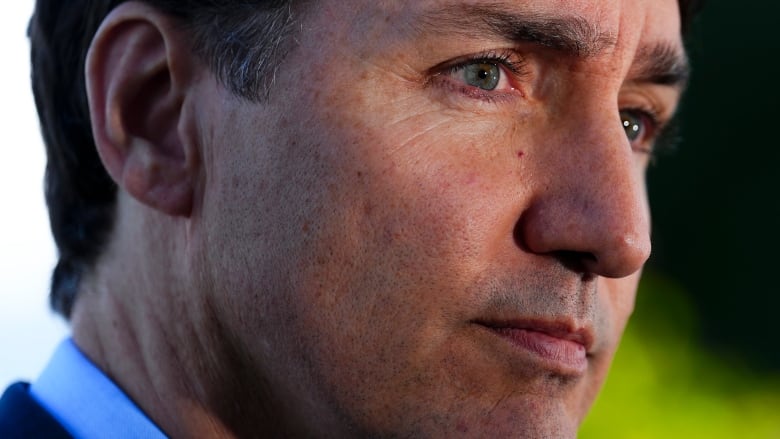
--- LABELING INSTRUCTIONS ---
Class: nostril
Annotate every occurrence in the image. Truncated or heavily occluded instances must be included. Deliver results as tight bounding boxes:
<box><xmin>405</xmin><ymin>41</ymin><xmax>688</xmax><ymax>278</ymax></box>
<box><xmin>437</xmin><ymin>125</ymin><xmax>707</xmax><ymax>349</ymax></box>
<box><xmin>552</xmin><ymin>250</ymin><xmax>597</xmax><ymax>275</ymax></box>
<box><xmin>512</xmin><ymin>218</ymin><xmax>527</xmax><ymax>251</ymax></box>
<box><xmin>514</xmin><ymin>219</ymin><xmax>599</xmax><ymax>275</ymax></box>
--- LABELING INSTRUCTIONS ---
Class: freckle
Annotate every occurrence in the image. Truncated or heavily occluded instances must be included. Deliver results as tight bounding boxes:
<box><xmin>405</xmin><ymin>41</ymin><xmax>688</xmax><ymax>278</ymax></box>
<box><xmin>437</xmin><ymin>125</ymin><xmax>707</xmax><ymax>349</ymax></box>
<box><xmin>517</xmin><ymin>151</ymin><xmax>525</xmax><ymax>158</ymax></box>
<box><xmin>302</xmin><ymin>222</ymin><xmax>310</xmax><ymax>233</ymax></box>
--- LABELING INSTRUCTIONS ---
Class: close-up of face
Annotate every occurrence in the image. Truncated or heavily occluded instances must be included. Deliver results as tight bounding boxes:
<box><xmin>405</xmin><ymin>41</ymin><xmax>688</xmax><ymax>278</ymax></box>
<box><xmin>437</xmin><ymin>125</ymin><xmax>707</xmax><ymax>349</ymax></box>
<box><xmin>187</xmin><ymin>0</ymin><xmax>686</xmax><ymax>436</ymax></box>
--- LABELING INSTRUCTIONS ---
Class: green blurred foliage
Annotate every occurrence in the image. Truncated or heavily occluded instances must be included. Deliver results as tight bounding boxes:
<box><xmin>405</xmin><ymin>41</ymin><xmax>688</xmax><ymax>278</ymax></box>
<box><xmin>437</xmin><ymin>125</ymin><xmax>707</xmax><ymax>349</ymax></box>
<box><xmin>580</xmin><ymin>272</ymin><xmax>780</xmax><ymax>438</ymax></box>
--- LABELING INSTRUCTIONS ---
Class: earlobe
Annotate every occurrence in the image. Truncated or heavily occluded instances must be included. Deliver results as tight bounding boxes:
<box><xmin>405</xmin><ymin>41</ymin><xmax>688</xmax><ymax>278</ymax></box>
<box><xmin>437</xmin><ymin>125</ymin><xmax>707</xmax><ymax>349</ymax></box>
<box><xmin>86</xmin><ymin>2</ymin><xmax>199</xmax><ymax>216</ymax></box>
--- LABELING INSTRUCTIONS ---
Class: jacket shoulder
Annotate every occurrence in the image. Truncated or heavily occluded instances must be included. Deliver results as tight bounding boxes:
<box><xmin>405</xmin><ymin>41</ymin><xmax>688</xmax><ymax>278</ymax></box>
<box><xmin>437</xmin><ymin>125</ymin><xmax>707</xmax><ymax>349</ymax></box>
<box><xmin>0</xmin><ymin>382</ymin><xmax>72</xmax><ymax>438</ymax></box>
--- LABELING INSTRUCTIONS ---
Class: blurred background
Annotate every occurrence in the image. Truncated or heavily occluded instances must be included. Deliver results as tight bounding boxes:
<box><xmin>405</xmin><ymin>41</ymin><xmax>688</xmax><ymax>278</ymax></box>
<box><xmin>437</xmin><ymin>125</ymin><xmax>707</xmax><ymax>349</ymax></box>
<box><xmin>1</xmin><ymin>1</ymin><xmax>779</xmax><ymax>437</ymax></box>
<box><xmin>0</xmin><ymin>0</ymin><xmax>68</xmax><ymax>391</ymax></box>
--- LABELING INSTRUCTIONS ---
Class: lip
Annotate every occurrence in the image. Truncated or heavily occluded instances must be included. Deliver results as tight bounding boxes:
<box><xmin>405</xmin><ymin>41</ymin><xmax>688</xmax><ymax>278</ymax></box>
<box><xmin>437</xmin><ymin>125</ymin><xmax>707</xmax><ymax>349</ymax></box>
<box><xmin>474</xmin><ymin>319</ymin><xmax>593</xmax><ymax>376</ymax></box>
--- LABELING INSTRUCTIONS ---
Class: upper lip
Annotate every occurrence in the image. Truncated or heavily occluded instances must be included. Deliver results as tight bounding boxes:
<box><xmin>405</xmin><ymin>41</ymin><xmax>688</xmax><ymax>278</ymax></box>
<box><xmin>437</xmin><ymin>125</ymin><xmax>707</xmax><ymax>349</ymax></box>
<box><xmin>473</xmin><ymin>318</ymin><xmax>595</xmax><ymax>353</ymax></box>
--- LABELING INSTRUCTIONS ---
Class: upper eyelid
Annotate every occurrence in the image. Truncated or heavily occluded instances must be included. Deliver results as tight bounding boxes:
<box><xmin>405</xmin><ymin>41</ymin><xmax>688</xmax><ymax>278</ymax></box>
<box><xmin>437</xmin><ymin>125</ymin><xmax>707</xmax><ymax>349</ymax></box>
<box><xmin>620</xmin><ymin>85</ymin><xmax>680</xmax><ymax>120</ymax></box>
<box><xmin>429</xmin><ymin>49</ymin><xmax>530</xmax><ymax>76</ymax></box>
<box><xmin>621</xmin><ymin>106</ymin><xmax>662</xmax><ymax>128</ymax></box>
<box><xmin>619</xmin><ymin>87</ymin><xmax>676</xmax><ymax>128</ymax></box>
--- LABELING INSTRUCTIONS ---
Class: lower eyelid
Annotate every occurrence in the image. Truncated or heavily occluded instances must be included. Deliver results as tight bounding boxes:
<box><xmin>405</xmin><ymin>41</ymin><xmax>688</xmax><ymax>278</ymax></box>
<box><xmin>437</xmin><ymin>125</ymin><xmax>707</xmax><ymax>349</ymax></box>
<box><xmin>432</xmin><ymin>74</ymin><xmax>522</xmax><ymax>103</ymax></box>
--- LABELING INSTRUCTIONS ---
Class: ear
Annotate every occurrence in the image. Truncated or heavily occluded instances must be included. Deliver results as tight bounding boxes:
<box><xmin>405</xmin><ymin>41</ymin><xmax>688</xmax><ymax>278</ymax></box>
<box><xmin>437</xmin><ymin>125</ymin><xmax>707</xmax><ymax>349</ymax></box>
<box><xmin>86</xmin><ymin>2</ymin><xmax>200</xmax><ymax>216</ymax></box>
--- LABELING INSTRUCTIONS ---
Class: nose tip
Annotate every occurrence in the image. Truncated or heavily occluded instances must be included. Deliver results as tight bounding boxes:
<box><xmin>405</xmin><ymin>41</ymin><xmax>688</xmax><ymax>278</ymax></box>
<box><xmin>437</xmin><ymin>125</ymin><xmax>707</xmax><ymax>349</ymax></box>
<box><xmin>581</xmin><ymin>228</ymin><xmax>651</xmax><ymax>278</ymax></box>
<box><xmin>516</xmin><ymin>166</ymin><xmax>652</xmax><ymax>279</ymax></box>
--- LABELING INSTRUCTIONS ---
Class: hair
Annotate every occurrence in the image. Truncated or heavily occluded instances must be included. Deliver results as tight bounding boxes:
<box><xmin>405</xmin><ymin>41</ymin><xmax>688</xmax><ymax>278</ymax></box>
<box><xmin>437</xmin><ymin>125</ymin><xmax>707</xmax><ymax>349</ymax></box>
<box><xmin>29</xmin><ymin>0</ymin><xmax>703</xmax><ymax>319</ymax></box>
<box><xmin>29</xmin><ymin>0</ymin><xmax>301</xmax><ymax>318</ymax></box>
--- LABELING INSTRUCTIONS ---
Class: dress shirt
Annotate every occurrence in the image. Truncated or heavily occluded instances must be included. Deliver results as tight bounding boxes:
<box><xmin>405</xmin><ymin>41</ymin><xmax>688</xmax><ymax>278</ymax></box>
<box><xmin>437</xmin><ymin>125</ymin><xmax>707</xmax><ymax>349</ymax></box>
<box><xmin>30</xmin><ymin>339</ymin><xmax>167</xmax><ymax>439</ymax></box>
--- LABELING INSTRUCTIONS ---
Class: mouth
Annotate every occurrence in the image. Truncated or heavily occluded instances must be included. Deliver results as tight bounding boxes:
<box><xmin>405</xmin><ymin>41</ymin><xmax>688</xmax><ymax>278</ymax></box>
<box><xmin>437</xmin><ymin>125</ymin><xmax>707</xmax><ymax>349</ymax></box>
<box><xmin>472</xmin><ymin>319</ymin><xmax>593</xmax><ymax>376</ymax></box>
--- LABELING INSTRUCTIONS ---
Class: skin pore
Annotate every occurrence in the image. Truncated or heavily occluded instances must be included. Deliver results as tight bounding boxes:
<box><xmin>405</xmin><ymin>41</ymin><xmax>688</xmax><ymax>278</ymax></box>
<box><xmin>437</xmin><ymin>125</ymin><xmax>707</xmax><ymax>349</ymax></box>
<box><xmin>72</xmin><ymin>0</ymin><xmax>687</xmax><ymax>437</ymax></box>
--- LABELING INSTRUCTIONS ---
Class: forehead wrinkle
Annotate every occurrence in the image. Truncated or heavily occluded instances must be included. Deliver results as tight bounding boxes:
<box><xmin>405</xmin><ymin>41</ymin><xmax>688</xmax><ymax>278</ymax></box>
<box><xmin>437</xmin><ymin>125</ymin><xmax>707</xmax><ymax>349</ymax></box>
<box><xmin>415</xmin><ymin>3</ymin><xmax>617</xmax><ymax>58</ymax></box>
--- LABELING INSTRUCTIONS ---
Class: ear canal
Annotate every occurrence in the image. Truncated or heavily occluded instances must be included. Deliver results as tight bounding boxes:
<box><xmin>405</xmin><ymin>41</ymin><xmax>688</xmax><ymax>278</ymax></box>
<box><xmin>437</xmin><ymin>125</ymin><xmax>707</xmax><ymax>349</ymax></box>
<box><xmin>124</xmin><ymin>66</ymin><xmax>185</xmax><ymax>162</ymax></box>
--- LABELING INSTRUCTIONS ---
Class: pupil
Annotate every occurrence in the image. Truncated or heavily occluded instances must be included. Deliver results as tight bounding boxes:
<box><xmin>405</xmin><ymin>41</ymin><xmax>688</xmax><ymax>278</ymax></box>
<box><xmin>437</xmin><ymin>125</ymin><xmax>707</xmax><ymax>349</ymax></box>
<box><xmin>621</xmin><ymin>113</ymin><xmax>642</xmax><ymax>141</ymax></box>
<box><xmin>464</xmin><ymin>63</ymin><xmax>499</xmax><ymax>90</ymax></box>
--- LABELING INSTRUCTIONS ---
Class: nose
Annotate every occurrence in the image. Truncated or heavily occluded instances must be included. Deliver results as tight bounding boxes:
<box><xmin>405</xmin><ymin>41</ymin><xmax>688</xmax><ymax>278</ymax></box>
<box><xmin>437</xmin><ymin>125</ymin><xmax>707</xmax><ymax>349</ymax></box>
<box><xmin>516</xmin><ymin>107</ymin><xmax>652</xmax><ymax>279</ymax></box>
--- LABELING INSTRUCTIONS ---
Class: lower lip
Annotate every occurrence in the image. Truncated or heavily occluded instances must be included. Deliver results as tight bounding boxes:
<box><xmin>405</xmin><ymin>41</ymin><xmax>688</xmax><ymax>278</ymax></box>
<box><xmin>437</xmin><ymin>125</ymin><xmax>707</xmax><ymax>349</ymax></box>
<box><xmin>488</xmin><ymin>327</ymin><xmax>588</xmax><ymax>374</ymax></box>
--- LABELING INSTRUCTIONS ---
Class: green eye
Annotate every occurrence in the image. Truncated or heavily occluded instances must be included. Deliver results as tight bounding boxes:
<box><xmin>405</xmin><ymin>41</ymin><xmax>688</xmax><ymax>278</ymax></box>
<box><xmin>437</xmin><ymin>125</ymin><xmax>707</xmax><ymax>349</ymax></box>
<box><xmin>620</xmin><ymin>110</ymin><xmax>644</xmax><ymax>142</ymax></box>
<box><xmin>463</xmin><ymin>63</ymin><xmax>501</xmax><ymax>90</ymax></box>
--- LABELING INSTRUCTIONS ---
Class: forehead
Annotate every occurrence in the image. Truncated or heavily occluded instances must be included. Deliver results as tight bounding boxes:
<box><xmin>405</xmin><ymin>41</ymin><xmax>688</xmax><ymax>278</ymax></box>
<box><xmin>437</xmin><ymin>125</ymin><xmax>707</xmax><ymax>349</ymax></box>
<box><xmin>346</xmin><ymin>0</ymin><xmax>682</xmax><ymax>37</ymax></box>
<box><xmin>312</xmin><ymin>0</ymin><xmax>684</xmax><ymax>75</ymax></box>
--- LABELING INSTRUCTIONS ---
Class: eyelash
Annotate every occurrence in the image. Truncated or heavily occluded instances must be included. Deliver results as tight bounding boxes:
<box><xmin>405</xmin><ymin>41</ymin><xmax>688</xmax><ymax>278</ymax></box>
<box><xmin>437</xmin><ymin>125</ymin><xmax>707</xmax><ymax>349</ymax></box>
<box><xmin>450</xmin><ymin>50</ymin><xmax>528</xmax><ymax>77</ymax></box>
<box><xmin>430</xmin><ymin>52</ymin><xmax>677</xmax><ymax>161</ymax></box>
<box><xmin>430</xmin><ymin>50</ymin><xmax>530</xmax><ymax>102</ymax></box>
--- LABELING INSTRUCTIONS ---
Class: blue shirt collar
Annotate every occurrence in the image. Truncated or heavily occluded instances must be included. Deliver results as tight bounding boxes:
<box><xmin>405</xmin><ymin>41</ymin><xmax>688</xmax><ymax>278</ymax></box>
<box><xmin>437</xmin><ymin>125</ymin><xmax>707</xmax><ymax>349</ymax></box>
<box><xmin>30</xmin><ymin>339</ymin><xmax>167</xmax><ymax>439</ymax></box>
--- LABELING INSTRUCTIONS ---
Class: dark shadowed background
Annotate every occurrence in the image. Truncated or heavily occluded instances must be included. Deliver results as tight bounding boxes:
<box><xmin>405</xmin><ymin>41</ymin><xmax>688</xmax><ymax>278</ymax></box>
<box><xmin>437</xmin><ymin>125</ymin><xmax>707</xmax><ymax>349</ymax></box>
<box><xmin>650</xmin><ymin>0</ymin><xmax>780</xmax><ymax>374</ymax></box>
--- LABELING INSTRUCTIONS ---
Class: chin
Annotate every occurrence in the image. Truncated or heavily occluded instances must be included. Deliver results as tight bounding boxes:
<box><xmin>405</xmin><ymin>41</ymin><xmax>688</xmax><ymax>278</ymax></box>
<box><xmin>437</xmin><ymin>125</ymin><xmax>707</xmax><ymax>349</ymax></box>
<box><xmin>472</xmin><ymin>395</ymin><xmax>580</xmax><ymax>439</ymax></box>
<box><xmin>341</xmin><ymin>389</ymin><xmax>583</xmax><ymax>439</ymax></box>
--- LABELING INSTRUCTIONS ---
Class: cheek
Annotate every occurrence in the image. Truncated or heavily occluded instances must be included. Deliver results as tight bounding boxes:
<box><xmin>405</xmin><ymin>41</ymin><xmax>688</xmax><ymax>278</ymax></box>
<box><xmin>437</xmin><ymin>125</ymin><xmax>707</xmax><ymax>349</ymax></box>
<box><xmin>596</xmin><ymin>273</ymin><xmax>641</xmax><ymax>350</ymax></box>
<box><xmin>287</xmin><ymin>71</ymin><xmax>542</xmax><ymax>330</ymax></box>
<box><xmin>284</xmin><ymin>98</ymin><xmax>532</xmax><ymax>382</ymax></box>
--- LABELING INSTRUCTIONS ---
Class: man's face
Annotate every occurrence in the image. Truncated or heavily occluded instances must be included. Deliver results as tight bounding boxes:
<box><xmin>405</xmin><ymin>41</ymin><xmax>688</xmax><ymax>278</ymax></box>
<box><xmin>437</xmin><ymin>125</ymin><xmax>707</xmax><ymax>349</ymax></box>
<box><xmin>194</xmin><ymin>0</ymin><xmax>685</xmax><ymax>436</ymax></box>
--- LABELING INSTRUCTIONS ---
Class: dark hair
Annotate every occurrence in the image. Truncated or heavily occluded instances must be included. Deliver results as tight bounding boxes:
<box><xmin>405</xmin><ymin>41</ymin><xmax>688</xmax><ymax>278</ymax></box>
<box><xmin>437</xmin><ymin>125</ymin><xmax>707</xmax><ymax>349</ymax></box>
<box><xmin>29</xmin><ymin>0</ymin><xmax>703</xmax><ymax>319</ymax></box>
<box><xmin>29</xmin><ymin>0</ymin><xmax>300</xmax><ymax>318</ymax></box>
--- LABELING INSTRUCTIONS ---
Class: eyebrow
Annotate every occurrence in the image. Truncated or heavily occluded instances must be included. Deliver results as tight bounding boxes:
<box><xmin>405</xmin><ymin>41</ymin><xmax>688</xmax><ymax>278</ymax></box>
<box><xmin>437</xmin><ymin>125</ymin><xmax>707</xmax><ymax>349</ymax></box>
<box><xmin>419</xmin><ymin>4</ymin><xmax>615</xmax><ymax>57</ymax></box>
<box><xmin>630</xmin><ymin>43</ymin><xmax>690</xmax><ymax>89</ymax></box>
<box><xmin>417</xmin><ymin>4</ymin><xmax>690</xmax><ymax>89</ymax></box>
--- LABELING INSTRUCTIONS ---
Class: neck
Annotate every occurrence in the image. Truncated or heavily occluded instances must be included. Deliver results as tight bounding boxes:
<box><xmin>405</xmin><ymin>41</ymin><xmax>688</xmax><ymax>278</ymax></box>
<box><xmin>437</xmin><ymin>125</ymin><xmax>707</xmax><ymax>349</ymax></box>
<box><xmin>66</xmin><ymin>204</ymin><xmax>288</xmax><ymax>438</ymax></box>
<box><xmin>70</xmin><ymin>265</ymin><xmax>309</xmax><ymax>437</ymax></box>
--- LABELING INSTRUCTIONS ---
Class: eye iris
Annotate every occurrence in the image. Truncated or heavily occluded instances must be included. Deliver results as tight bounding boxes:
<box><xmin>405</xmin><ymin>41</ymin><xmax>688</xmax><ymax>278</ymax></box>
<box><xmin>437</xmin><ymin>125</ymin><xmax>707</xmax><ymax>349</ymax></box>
<box><xmin>621</xmin><ymin>111</ymin><xmax>643</xmax><ymax>141</ymax></box>
<box><xmin>464</xmin><ymin>63</ymin><xmax>500</xmax><ymax>90</ymax></box>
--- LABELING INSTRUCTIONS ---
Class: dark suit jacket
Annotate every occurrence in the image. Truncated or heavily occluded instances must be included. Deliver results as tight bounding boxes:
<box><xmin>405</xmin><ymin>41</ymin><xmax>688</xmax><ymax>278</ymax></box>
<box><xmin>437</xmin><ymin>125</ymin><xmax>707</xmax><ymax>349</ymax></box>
<box><xmin>0</xmin><ymin>382</ymin><xmax>72</xmax><ymax>438</ymax></box>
